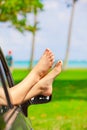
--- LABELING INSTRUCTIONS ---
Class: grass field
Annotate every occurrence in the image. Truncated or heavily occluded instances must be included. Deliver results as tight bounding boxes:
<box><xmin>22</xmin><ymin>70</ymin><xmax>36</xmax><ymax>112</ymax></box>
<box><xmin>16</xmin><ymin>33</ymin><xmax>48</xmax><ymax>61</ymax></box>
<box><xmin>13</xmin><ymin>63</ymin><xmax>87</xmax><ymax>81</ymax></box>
<box><xmin>12</xmin><ymin>69</ymin><xmax>87</xmax><ymax>130</ymax></box>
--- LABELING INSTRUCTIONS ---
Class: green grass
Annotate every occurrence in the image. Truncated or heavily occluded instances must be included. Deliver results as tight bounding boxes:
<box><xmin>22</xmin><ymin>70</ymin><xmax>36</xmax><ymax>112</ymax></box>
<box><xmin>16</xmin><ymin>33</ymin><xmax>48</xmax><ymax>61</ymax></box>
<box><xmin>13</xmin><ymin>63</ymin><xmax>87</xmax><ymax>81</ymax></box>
<box><xmin>12</xmin><ymin>68</ymin><xmax>87</xmax><ymax>130</ymax></box>
<box><xmin>28</xmin><ymin>101</ymin><xmax>87</xmax><ymax>130</ymax></box>
<box><xmin>12</xmin><ymin>68</ymin><xmax>30</xmax><ymax>84</ymax></box>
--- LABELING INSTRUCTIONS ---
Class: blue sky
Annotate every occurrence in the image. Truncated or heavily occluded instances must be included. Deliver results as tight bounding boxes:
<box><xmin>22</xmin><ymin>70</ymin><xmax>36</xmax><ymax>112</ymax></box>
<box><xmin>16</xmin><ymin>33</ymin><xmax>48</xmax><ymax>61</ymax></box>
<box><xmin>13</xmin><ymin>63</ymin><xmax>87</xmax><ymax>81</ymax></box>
<box><xmin>0</xmin><ymin>0</ymin><xmax>87</xmax><ymax>61</ymax></box>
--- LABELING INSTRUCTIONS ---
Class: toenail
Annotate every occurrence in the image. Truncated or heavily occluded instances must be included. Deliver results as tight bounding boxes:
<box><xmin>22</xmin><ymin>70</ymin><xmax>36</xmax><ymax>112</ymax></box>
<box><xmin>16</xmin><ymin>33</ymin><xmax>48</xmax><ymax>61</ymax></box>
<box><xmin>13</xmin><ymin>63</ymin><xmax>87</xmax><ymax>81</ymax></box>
<box><xmin>58</xmin><ymin>60</ymin><xmax>63</xmax><ymax>64</ymax></box>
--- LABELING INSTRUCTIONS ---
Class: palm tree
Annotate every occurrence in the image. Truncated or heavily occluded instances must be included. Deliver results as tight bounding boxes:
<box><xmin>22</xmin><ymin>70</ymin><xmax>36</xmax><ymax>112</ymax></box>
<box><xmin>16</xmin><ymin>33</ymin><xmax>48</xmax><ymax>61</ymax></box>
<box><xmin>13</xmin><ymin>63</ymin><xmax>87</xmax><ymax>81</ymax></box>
<box><xmin>63</xmin><ymin>0</ymin><xmax>78</xmax><ymax>70</ymax></box>
<box><xmin>29</xmin><ymin>8</ymin><xmax>38</xmax><ymax>70</ymax></box>
<box><xmin>29</xmin><ymin>1</ymin><xmax>43</xmax><ymax>69</ymax></box>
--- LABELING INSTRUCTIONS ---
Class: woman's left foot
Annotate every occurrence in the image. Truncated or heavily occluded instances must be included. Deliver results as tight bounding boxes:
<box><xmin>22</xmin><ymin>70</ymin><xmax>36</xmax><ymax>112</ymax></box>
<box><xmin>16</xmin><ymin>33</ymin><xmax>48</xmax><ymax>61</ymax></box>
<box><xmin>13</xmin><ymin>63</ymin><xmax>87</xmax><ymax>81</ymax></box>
<box><xmin>31</xmin><ymin>60</ymin><xmax>63</xmax><ymax>97</ymax></box>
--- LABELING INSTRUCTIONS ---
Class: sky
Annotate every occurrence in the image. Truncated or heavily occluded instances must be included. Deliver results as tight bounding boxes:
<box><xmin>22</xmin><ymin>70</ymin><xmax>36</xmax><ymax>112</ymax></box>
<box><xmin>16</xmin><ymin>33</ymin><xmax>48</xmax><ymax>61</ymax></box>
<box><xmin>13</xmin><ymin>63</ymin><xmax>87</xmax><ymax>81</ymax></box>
<box><xmin>0</xmin><ymin>0</ymin><xmax>87</xmax><ymax>61</ymax></box>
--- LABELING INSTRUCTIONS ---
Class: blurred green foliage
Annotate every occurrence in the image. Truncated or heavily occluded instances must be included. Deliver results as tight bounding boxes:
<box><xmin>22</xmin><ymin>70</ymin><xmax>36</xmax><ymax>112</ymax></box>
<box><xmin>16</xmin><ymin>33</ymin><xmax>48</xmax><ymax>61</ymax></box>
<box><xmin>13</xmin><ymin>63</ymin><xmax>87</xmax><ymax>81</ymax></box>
<box><xmin>0</xmin><ymin>0</ymin><xmax>43</xmax><ymax>32</ymax></box>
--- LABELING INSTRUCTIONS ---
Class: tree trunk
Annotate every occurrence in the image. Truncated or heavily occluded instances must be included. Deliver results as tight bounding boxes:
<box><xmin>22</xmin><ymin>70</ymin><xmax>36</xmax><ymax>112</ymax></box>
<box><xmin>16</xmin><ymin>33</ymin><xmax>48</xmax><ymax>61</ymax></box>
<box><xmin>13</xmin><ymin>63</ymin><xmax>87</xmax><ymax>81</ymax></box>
<box><xmin>63</xmin><ymin>0</ymin><xmax>76</xmax><ymax>70</ymax></box>
<box><xmin>29</xmin><ymin>14</ymin><xmax>37</xmax><ymax>70</ymax></box>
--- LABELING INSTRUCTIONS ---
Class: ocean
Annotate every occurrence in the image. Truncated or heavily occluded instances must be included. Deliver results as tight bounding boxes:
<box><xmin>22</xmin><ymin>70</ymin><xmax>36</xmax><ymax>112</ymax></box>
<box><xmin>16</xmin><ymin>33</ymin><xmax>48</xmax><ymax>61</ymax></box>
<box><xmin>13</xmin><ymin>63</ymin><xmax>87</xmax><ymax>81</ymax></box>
<box><xmin>13</xmin><ymin>60</ymin><xmax>87</xmax><ymax>68</ymax></box>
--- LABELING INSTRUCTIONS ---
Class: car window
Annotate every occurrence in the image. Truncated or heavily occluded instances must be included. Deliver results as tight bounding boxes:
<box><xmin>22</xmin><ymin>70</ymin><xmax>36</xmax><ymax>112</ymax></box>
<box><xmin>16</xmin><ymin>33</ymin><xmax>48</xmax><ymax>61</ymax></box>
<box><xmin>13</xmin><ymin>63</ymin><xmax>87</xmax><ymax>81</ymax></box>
<box><xmin>0</xmin><ymin>60</ymin><xmax>12</xmax><ymax>115</ymax></box>
<box><xmin>0</xmin><ymin>48</ymin><xmax>52</xmax><ymax>118</ymax></box>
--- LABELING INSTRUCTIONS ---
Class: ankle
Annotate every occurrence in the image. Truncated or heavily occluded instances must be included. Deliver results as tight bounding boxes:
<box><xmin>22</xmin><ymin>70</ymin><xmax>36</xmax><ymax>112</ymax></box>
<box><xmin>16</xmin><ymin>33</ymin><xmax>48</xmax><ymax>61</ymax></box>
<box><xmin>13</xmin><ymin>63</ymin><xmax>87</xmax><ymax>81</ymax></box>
<box><xmin>39</xmin><ymin>85</ymin><xmax>52</xmax><ymax>96</ymax></box>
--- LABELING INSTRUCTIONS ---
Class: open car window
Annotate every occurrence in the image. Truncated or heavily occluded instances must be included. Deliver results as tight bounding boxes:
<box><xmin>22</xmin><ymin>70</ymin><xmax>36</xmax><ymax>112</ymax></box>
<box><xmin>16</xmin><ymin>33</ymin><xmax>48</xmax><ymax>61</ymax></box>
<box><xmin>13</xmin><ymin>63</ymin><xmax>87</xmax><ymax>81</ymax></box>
<box><xmin>0</xmin><ymin>48</ymin><xmax>13</xmax><ymax>115</ymax></box>
<box><xmin>0</xmin><ymin>47</ymin><xmax>52</xmax><ymax>117</ymax></box>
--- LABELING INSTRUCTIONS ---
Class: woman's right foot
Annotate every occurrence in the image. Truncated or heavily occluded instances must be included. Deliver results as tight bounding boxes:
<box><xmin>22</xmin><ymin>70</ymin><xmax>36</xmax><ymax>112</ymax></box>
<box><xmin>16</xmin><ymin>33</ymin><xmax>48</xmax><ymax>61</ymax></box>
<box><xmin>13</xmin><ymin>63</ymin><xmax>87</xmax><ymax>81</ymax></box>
<box><xmin>31</xmin><ymin>48</ymin><xmax>54</xmax><ymax>80</ymax></box>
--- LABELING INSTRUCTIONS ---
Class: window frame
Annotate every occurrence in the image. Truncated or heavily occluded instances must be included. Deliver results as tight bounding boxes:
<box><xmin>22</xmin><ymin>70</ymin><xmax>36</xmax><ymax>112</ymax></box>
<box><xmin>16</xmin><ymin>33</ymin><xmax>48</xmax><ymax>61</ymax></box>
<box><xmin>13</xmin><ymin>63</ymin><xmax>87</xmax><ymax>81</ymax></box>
<box><xmin>0</xmin><ymin>47</ymin><xmax>13</xmax><ymax>108</ymax></box>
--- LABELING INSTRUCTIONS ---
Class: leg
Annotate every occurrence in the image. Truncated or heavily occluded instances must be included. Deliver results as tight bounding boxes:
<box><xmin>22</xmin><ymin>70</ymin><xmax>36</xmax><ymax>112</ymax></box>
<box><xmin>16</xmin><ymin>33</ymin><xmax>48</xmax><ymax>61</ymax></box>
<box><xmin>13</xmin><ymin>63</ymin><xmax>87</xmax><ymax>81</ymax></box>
<box><xmin>0</xmin><ymin>49</ymin><xmax>54</xmax><ymax>105</ymax></box>
<box><xmin>0</xmin><ymin>88</ymin><xmax>6</xmax><ymax>105</ymax></box>
<box><xmin>23</xmin><ymin>61</ymin><xmax>62</xmax><ymax>103</ymax></box>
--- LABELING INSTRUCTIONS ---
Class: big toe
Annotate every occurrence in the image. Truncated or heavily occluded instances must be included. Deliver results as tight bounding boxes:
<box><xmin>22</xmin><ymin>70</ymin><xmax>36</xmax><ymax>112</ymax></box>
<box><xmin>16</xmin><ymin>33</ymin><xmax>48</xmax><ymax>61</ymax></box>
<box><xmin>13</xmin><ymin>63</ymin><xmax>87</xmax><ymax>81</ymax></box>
<box><xmin>55</xmin><ymin>60</ymin><xmax>63</xmax><ymax>73</ymax></box>
<box><xmin>56</xmin><ymin>60</ymin><xmax>63</xmax><ymax>67</ymax></box>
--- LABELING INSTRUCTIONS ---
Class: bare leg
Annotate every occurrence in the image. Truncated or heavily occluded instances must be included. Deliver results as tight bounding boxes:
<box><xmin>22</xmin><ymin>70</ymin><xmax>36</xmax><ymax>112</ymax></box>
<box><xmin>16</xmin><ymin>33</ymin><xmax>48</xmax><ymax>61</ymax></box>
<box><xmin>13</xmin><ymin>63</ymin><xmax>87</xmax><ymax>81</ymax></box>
<box><xmin>0</xmin><ymin>49</ymin><xmax>54</xmax><ymax>105</ymax></box>
<box><xmin>0</xmin><ymin>88</ymin><xmax>6</xmax><ymax>105</ymax></box>
<box><xmin>24</xmin><ymin>61</ymin><xmax>63</xmax><ymax>102</ymax></box>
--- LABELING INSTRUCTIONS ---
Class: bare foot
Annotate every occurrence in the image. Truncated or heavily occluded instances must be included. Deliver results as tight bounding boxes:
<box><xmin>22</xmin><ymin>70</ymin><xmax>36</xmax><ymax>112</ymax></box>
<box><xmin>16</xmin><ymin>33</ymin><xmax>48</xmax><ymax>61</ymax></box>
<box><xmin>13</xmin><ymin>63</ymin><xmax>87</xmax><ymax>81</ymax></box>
<box><xmin>24</xmin><ymin>60</ymin><xmax>63</xmax><ymax>101</ymax></box>
<box><xmin>37</xmin><ymin>60</ymin><xmax>63</xmax><ymax>96</ymax></box>
<box><xmin>31</xmin><ymin>48</ymin><xmax>54</xmax><ymax>80</ymax></box>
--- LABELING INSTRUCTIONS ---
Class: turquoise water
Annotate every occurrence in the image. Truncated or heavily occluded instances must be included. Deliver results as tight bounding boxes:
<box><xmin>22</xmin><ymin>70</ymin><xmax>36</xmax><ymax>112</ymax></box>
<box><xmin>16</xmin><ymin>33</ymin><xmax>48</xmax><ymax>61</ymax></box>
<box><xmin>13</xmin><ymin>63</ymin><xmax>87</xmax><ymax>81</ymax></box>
<box><xmin>68</xmin><ymin>61</ymin><xmax>87</xmax><ymax>68</ymax></box>
<box><xmin>13</xmin><ymin>61</ymin><xmax>38</xmax><ymax>68</ymax></box>
<box><xmin>13</xmin><ymin>60</ymin><xmax>87</xmax><ymax>68</ymax></box>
